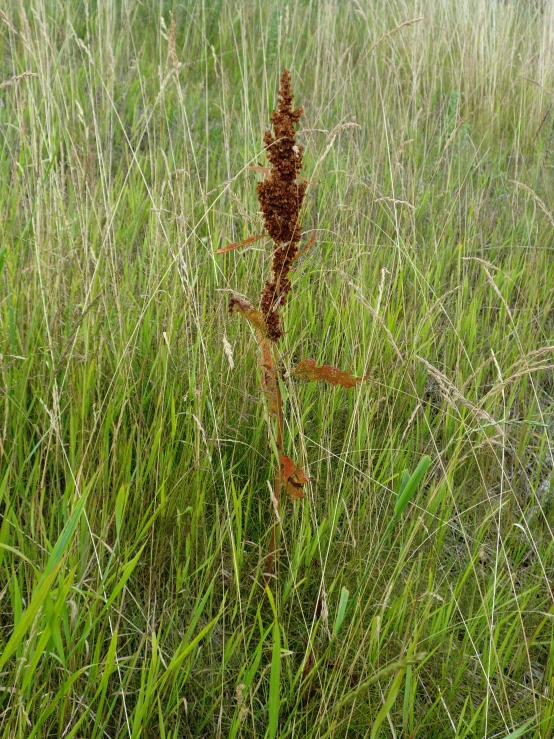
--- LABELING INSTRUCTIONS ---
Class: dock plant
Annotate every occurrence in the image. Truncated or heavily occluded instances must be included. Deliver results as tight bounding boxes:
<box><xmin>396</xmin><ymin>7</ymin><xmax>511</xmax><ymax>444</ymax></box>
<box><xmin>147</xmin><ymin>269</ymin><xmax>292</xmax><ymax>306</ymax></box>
<box><xmin>217</xmin><ymin>70</ymin><xmax>369</xmax><ymax>574</ymax></box>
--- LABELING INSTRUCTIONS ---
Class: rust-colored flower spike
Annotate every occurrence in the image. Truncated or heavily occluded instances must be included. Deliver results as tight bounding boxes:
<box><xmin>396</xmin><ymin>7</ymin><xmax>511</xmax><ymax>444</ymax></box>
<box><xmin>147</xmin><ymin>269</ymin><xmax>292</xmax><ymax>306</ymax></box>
<box><xmin>258</xmin><ymin>69</ymin><xmax>307</xmax><ymax>341</ymax></box>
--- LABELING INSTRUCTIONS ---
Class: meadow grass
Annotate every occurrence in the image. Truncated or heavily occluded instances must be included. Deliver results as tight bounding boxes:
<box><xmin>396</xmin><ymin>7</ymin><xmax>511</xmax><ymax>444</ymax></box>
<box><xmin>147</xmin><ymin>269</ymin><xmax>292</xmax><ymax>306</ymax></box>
<box><xmin>1</xmin><ymin>0</ymin><xmax>554</xmax><ymax>736</ymax></box>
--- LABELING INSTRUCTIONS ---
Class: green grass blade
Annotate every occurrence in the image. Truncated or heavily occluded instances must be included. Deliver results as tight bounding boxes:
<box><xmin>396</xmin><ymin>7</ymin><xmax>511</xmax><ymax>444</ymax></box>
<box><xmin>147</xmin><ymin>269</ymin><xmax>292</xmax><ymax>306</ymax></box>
<box><xmin>500</xmin><ymin>718</ymin><xmax>536</xmax><ymax>739</ymax></box>
<box><xmin>394</xmin><ymin>456</ymin><xmax>431</xmax><ymax>517</ymax></box>
<box><xmin>0</xmin><ymin>561</ymin><xmax>63</xmax><ymax>671</ymax></box>
<box><xmin>333</xmin><ymin>587</ymin><xmax>350</xmax><ymax>637</ymax></box>
<box><xmin>268</xmin><ymin>621</ymin><xmax>281</xmax><ymax>739</ymax></box>
<box><xmin>370</xmin><ymin>667</ymin><xmax>406</xmax><ymax>739</ymax></box>
<box><xmin>39</xmin><ymin>491</ymin><xmax>89</xmax><ymax>586</ymax></box>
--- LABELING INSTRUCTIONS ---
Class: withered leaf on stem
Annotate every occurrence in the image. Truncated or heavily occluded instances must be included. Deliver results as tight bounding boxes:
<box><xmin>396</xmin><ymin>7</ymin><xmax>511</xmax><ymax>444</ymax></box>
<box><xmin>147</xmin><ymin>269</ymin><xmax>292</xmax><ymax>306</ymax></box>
<box><xmin>215</xmin><ymin>234</ymin><xmax>267</xmax><ymax>254</ymax></box>
<box><xmin>291</xmin><ymin>358</ymin><xmax>368</xmax><ymax>388</ymax></box>
<box><xmin>228</xmin><ymin>296</ymin><xmax>267</xmax><ymax>336</ymax></box>
<box><xmin>280</xmin><ymin>454</ymin><xmax>310</xmax><ymax>499</ymax></box>
<box><xmin>294</xmin><ymin>232</ymin><xmax>317</xmax><ymax>263</ymax></box>
<box><xmin>228</xmin><ymin>296</ymin><xmax>279</xmax><ymax>416</ymax></box>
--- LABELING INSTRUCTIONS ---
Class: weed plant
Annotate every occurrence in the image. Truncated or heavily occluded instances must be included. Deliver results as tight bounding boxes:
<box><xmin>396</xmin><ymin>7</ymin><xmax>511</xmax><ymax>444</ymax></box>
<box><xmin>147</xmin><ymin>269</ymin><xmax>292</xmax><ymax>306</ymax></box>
<box><xmin>1</xmin><ymin>1</ymin><xmax>554</xmax><ymax>737</ymax></box>
<box><xmin>221</xmin><ymin>69</ymin><xmax>375</xmax><ymax>577</ymax></box>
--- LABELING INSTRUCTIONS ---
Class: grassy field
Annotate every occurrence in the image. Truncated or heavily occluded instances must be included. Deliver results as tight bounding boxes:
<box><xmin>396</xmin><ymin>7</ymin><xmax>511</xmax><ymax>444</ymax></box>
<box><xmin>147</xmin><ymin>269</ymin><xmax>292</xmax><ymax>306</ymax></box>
<box><xmin>1</xmin><ymin>0</ymin><xmax>554</xmax><ymax>736</ymax></box>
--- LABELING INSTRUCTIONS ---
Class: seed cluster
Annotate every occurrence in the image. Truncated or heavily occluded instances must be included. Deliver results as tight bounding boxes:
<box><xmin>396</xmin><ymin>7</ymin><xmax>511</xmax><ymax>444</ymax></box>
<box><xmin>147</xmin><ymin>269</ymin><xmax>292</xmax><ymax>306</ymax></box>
<box><xmin>257</xmin><ymin>69</ymin><xmax>306</xmax><ymax>341</ymax></box>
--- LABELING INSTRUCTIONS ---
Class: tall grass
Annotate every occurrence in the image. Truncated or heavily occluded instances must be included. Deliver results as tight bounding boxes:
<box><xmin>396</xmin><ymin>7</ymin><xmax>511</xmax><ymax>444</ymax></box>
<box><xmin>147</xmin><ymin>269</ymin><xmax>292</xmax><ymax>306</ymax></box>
<box><xmin>1</xmin><ymin>0</ymin><xmax>554</xmax><ymax>736</ymax></box>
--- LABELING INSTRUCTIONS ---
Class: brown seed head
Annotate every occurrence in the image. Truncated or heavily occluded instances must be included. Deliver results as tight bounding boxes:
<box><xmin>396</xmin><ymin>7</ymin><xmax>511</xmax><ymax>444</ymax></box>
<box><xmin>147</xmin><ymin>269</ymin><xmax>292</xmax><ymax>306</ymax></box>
<box><xmin>258</xmin><ymin>69</ymin><xmax>306</xmax><ymax>341</ymax></box>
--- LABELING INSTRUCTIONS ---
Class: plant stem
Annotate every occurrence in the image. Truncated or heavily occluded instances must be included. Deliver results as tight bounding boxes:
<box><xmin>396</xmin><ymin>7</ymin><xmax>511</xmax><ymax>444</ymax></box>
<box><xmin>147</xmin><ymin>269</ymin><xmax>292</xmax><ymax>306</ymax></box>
<box><xmin>267</xmin><ymin>351</ymin><xmax>284</xmax><ymax>576</ymax></box>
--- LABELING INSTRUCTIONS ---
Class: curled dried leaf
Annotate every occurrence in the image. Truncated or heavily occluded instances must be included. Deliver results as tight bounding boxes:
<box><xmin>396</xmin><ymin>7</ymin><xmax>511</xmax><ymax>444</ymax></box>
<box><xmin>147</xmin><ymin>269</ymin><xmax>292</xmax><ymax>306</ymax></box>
<box><xmin>280</xmin><ymin>454</ymin><xmax>309</xmax><ymax>499</ymax></box>
<box><xmin>280</xmin><ymin>454</ymin><xmax>297</xmax><ymax>481</ymax></box>
<box><xmin>229</xmin><ymin>297</ymin><xmax>279</xmax><ymax>416</ymax></box>
<box><xmin>290</xmin><ymin>358</ymin><xmax>368</xmax><ymax>388</ymax></box>
<box><xmin>228</xmin><ymin>296</ymin><xmax>267</xmax><ymax>336</ymax></box>
<box><xmin>287</xmin><ymin>480</ymin><xmax>306</xmax><ymax>500</ymax></box>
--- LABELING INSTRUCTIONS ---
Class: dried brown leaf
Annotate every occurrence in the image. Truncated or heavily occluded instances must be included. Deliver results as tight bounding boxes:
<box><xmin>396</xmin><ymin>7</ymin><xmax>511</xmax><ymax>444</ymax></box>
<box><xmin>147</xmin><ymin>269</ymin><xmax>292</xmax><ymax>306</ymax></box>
<box><xmin>215</xmin><ymin>234</ymin><xmax>267</xmax><ymax>254</ymax></box>
<box><xmin>295</xmin><ymin>233</ymin><xmax>317</xmax><ymax>262</ymax></box>
<box><xmin>228</xmin><ymin>296</ymin><xmax>267</xmax><ymax>335</ymax></box>
<box><xmin>228</xmin><ymin>297</ymin><xmax>280</xmax><ymax>416</ymax></box>
<box><xmin>280</xmin><ymin>454</ymin><xmax>297</xmax><ymax>482</ymax></box>
<box><xmin>248</xmin><ymin>165</ymin><xmax>271</xmax><ymax>177</ymax></box>
<box><xmin>291</xmin><ymin>358</ymin><xmax>367</xmax><ymax>388</ymax></box>
<box><xmin>287</xmin><ymin>481</ymin><xmax>305</xmax><ymax>500</ymax></box>
<box><xmin>280</xmin><ymin>454</ymin><xmax>309</xmax><ymax>499</ymax></box>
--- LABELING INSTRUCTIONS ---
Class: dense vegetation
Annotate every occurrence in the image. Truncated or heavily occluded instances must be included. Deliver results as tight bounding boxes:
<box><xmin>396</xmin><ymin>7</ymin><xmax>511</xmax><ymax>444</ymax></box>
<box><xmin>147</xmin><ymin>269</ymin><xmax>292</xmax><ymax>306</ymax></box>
<box><xmin>1</xmin><ymin>1</ymin><xmax>554</xmax><ymax>736</ymax></box>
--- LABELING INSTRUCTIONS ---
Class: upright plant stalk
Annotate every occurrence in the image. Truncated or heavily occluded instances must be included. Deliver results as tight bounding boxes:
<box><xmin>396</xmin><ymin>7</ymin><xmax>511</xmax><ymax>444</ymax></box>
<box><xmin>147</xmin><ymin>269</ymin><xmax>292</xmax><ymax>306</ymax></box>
<box><xmin>220</xmin><ymin>70</ymin><xmax>367</xmax><ymax>578</ymax></box>
<box><xmin>267</xmin><ymin>374</ymin><xmax>284</xmax><ymax>576</ymax></box>
<box><xmin>258</xmin><ymin>70</ymin><xmax>306</xmax><ymax>574</ymax></box>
